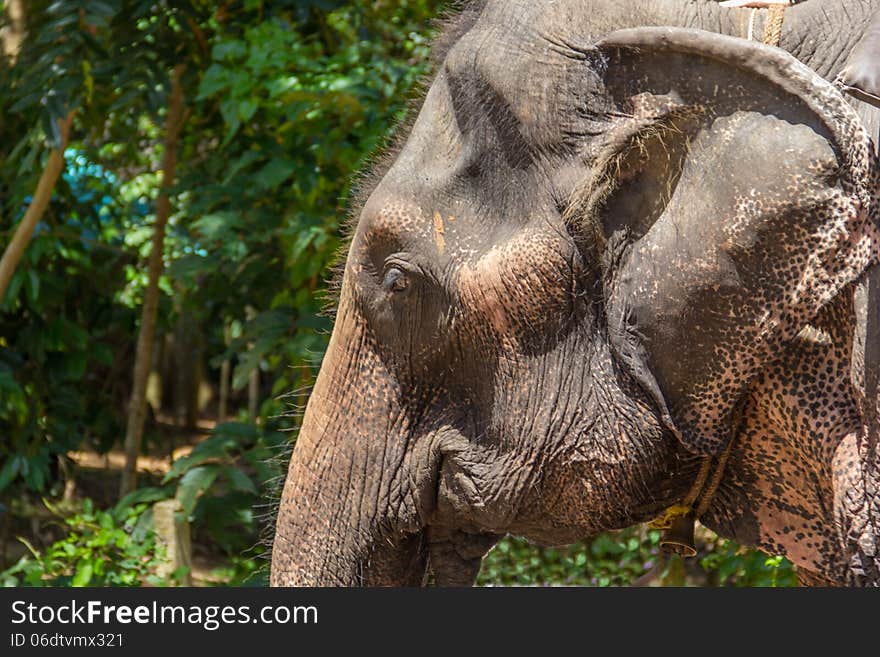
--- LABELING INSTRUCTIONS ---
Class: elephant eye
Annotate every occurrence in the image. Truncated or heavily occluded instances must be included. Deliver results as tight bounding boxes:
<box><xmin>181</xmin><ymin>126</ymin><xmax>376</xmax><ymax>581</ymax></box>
<box><xmin>383</xmin><ymin>266</ymin><xmax>410</xmax><ymax>293</ymax></box>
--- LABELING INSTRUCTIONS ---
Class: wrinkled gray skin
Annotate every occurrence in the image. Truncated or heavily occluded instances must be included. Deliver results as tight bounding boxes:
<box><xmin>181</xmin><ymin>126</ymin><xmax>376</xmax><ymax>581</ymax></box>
<box><xmin>270</xmin><ymin>0</ymin><xmax>880</xmax><ymax>587</ymax></box>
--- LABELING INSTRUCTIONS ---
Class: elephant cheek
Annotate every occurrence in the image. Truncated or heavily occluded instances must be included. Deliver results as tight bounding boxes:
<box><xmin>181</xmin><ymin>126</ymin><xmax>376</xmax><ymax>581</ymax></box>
<box><xmin>456</xmin><ymin>228</ymin><xmax>581</xmax><ymax>346</ymax></box>
<box><xmin>459</xmin><ymin>263</ymin><xmax>512</xmax><ymax>338</ymax></box>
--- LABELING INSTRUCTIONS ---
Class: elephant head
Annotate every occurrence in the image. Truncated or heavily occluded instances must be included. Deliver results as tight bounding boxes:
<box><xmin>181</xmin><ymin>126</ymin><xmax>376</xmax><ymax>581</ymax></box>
<box><xmin>271</xmin><ymin>0</ymin><xmax>880</xmax><ymax>586</ymax></box>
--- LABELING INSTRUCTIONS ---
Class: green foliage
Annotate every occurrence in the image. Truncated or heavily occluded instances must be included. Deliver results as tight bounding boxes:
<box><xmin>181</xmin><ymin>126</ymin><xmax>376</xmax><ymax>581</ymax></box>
<box><xmin>477</xmin><ymin>530</ymin><xmax>797</xmax><ymax>587</ymax></box>
<box><xmin>0</xmin><ymin>498</ymin><xmax>165</xmax><ymax>587</ymax></box>
<box><xmin>203</xmin><ymin>553</ymin><xmax>269</xmax><ymax>587</ymax></box>
<box><xmin>1</xmin><ymin>0</ymin><xmax>445</xmax><ymax>492</ymax></box>
<box><xmin>162</xmin><ymin>422</ymin><xmax>287</xmax><ymax>554</ymax></box>
<box><xmin>0</xmin><ymin>152</ymin><xmax>140</xmax><ymax>493</ymax></box>
<box><xmin>700</xmin><ymin>538</ymin><xmax>797</xmax><ymax>587</ymax></box>
<box><xmin>0</xmin><ymin>0</ymin><xmax>210</xmax><ymax>494</ymax></box>
<box><xmin>478</xmin><ymin>530</ymin><xmax>662</xmax><ymax>587</ymax></box>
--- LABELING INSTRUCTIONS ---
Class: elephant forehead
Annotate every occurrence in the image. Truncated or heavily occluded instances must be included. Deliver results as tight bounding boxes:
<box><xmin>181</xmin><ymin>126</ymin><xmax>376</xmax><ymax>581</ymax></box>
<box><xmin>355</xmin><ymin>200</ymin><xmax>494</xmax><ymax>263</ymax></box>
<box><xmin>441</xmin><ymin>12</ymin><xmax>563</xmax><ymax>141</ymax></box>
<box><xmin>357</xmin><ymin>202</ymin><xmax>430</xmax><ymax>242</ymax></box>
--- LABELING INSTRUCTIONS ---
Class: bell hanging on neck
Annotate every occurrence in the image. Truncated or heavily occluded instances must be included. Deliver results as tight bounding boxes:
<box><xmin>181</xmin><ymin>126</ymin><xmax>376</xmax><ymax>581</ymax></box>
<box><xmin>659</xmin><ymin>514</ymin><xmax>697</xmax><ymax>558</ymax></box>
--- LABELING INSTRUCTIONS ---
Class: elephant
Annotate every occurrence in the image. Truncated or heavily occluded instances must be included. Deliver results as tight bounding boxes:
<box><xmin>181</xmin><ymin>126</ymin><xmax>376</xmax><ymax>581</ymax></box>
<box><xmin>270</xmin><ymin>0</ymin><xmax>880</xmax><ymax>586</ymax></box>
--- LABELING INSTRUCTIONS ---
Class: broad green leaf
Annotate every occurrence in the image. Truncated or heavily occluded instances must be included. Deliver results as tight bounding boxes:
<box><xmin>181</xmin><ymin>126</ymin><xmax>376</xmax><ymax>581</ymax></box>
<box><xmin>192</xmin><ymin>211</ymin><xmax>243</xmax><ymax>240</ymax></box>
<box><xmin>224</xmin><ymin>466</ymin><xmax>257</xmax><ymax>495</ymax></box>
<box><xmin>72</xmin><ymin>560</ymin><xmax>94</xmax><ymax>587</ymax></box>
<box><xmin>175</xmin><ymin>465</ymin><xmax>221</xmax><ymax>518</ymax></box>
<box><xmin>84</xmin><ymin>1</ymin><xmax>117</xmax><ymax>19</ymax></box>
<box><xmin>114</xmin><ymin>487</ymin><xmax>172</xmax><ymax>520</ymax></box>
<box><xmin>255</xmin><ymin>157</ymin><xmax>296</xmax><ymax>189</ymax></box>
<box><xmin>212</xmin><ymin>40</ymin><xmax>247</xmax><ymax>62</ymax></box>
<box><xmin>92</xmin><ymin>343</ymin><xmax>114</xmax><ymax>366</ymax></box>
<box><xmin>219</xmin><ymin>98</ymin><xmax>241</xmax><ymax>143</ymax></box>
<box><xmin>213</xmin><ymin>422</ymin><xmax>261</xmax><ymax>440</ymax></box>
<box><xmin>238</xmin><ymin>98</ymin><xmax>258</xmax><ymax>122</ymax></box>
<box><xmin>197</xmin><ymin>64</ymin><xmax>227</xmax><ymax>100</ymax></box>
<box><xmin>63</xmin><ymin>351</ymin><xmax>87</xmax><ymax>381</ymax></box>
<box><xmin>24</xmin><ymin>270</ymin><xmax>40</xmax><ymax>303</ymax></box>
<box><xmin>222</xmin><ymin>149</ymin><xmax>262</xmax><ymax>185</ymax></box>
<box><xmin>0</xmin><ymin>457</ymin><xmax>22</xmax><ymax>492</ymax></box>
<box><xmin>164</xmin><ymin>435</ymin><xmax>238</xmax><ymax>482</ymax></box>
<box><xmin>168</xmin><ymin>253</ymin><xmax>211</xmax><ymax>281</ymax></box>
<box><xmin>3</xmin><ymin>271</ymin><xmax>24</xmax><ymax>308</ymax></box>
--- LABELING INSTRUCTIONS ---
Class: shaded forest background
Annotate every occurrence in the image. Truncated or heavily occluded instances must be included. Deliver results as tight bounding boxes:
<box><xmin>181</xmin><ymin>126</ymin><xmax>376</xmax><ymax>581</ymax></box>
<box><xmin>0</xmin><ymin>0</ymin><xmax>794</xmax><ymax>587</ymax></box>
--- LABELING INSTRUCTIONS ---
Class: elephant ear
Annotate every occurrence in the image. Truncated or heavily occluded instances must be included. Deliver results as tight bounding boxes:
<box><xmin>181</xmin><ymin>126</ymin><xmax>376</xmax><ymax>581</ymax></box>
<box><xmin>581</xmin><ymin>28</ymin><xmax>880</xmax><ymax>455</ymax></box>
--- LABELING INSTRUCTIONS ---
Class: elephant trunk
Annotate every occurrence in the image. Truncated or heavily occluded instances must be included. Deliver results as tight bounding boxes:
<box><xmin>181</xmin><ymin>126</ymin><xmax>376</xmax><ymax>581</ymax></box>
<box><xmin>270</xmin><ymin>293</ymin><xmax>430</xmax><ymax>586</ymax></box>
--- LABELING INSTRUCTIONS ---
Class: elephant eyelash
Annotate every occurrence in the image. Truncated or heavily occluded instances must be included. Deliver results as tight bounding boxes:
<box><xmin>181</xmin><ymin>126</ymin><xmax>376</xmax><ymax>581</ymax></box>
<box><xmin>382</xmin><ymin>255</ymin><xmax>417</xmax><ymax>275</ymax></box>
<box><xmin>382</xmin><ymin>256</ymin><xmax>437</xmax><ymax>285</ymax></box>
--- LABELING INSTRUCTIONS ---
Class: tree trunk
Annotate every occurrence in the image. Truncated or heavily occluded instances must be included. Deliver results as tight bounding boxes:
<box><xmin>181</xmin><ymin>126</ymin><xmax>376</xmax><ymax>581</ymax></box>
<box><xmin>218</xmin><ymin>323</ymin><xmax>230</xmax><ymax>420</ymax></box>
<box><xmin>0</xmin><ymin>110</ymin><xmax>74</xmax><ymax>302</ymax></box>
<box><xmin>0</xmin><ymin>0</ymin><xmax>25</xmax><ymax>64</ymax></box>
<box><xmin>120</xmin><ymin>65</ymin><xmax>187</xmax><ymax>498</ymax></box>
<box><xmin>152</xmin><ymin>499</ymin><xmax>193</xmax><ymax>586</ymax></box>
<box><xmin>246</xmin><ymin>305</ymin><xmax>259</xmax><ymax>423</ymax></box>
<box><xmin>248</xmin><ymin>365</ymin><xmax>259</xmax><ymax>423</ymax></box>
